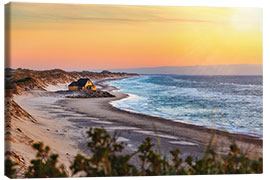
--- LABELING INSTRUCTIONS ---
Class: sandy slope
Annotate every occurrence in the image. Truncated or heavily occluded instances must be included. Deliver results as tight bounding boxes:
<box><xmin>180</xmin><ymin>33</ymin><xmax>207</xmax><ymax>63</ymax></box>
<box><xmin>7</xmin><ymin>88</ymin><xmax>82</xmax><ymax>175</ymax></box>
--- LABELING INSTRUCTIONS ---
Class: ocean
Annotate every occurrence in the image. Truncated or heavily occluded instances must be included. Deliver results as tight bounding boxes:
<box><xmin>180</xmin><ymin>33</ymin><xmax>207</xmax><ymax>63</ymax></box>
<box><xmin>108</xmin><ymin>75</ymin><xmax>263</xmax><ymax>137</ymax></box>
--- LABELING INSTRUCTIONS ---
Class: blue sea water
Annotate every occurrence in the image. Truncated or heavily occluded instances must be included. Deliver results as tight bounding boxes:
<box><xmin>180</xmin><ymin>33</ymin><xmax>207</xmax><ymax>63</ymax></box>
<box><xmin>108</xmin><ymin>75</ymin><xmax>263</xmax><ymax>137</ymax></box>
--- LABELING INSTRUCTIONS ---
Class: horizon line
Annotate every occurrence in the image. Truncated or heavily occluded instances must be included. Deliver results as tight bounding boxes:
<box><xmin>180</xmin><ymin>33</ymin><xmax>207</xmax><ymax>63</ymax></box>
<box><xmin>6</xmin><ymin>63</ymin><xmax>263</xmax><ymax>72</ymax></box>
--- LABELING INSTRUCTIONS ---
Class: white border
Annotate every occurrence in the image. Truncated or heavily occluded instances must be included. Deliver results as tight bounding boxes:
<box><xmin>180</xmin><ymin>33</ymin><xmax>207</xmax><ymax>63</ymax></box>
<box><xmin>1</xmin><ymin>1</ymin><xmax>269</xmax><ymax>180</ymax></box>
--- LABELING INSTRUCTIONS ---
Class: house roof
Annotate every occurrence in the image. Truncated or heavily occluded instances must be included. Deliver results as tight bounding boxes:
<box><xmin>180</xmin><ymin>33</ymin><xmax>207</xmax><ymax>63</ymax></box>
<box><xmin>77</xmin><ymin>78</ymin><xmax>90</xmax><ymax>86</ymax></box>
<box><xmin>68</xmin><ymin>78</ymin><xmax>92</xmax><ymax>87</ymax></box>
<box><xmin>68</xmin><ymin>82</ymin><xmax>79</xmax><ymax>87</ymax></box>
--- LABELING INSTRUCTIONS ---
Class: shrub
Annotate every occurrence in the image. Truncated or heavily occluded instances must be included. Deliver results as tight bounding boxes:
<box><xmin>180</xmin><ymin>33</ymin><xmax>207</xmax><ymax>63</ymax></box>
<box><xmin>15</xmin><ymin>77</ymin><xmax>34</xmax><ymax>83</ymax></box>
<box><xmin>5</xmin><ymin>158</ymin><xmax>18</xmax><ymax>178</ymax></box>
<box><xmin>25</xmin><ymin>142</ymin><xmax>67</xmax><ymax>178</ymax></box>
<box><xmin>6</xmin><ymin>127</ymin><xmax>262</xmax><ymax>178</ymax></box>
<box><xmin>70</xmin><ymin>127</ymin><xmax>262</xmax><ymax>176</ymax></box>
<box><xmin>70</xmin><ymin>127</ymin><xmax>137</xmax><ymax>176</ymax></box>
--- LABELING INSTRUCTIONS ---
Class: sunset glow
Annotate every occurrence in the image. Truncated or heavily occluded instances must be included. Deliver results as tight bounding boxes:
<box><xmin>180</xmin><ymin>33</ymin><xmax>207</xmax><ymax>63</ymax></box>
<box><xmin>6</xmin><ymin>3</ymin><xmax>262</xmax><ymax>70</ymax></box>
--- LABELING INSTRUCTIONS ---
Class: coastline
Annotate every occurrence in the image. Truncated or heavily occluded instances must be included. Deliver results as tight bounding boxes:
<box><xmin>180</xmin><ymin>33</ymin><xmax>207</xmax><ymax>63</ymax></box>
<box><xmin>8</xmin><ymin>76</ymin><xmax>262</xmax><ymax>175</ymax></box>
<box><xmin>99</xmin><ymin>78</ymin><xmax>262</xmax><ymax>142</ymax></box>
<box><xmin>104</xmin><ymin>76</ymin><xmax>263</xmax><ymax>138</ymax></box>
<box><xmin>109</xmin><ymin>93</ymin><xmax>262</xmax><ymax>138</ymax></box>
<box><xmin>60</xmin><ymin>78</ymin><xmax>262</xmax><ymax>156</ymax></box>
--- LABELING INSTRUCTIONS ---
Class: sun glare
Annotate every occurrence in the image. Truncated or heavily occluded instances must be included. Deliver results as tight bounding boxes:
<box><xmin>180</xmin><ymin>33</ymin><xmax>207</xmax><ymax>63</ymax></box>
<box><xmin>231</xmin><ymin>8</ymin><xmax>262</xmax><ymax>31</ymax></box>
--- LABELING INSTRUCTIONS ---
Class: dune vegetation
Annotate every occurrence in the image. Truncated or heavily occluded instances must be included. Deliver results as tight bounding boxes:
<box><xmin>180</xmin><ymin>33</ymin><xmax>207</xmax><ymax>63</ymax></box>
<box><xmin>5</xmin><ymin>127</ymin><xmax>262</xmax><ymax>178</ymax></box>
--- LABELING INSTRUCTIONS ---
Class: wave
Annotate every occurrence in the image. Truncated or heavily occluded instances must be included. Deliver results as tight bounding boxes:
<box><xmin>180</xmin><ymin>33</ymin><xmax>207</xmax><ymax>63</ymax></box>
<box><xmin>107</xmin><ymin>75</ymin><xmax>263</xmax><ymax>137</ymax></box>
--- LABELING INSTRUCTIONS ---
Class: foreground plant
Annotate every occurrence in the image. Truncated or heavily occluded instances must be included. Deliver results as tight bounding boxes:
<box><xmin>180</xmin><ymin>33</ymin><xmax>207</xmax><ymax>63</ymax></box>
<box><xmin>70</xmin><ymin>127</ymin><xmax>138</xmax><ymax>176</ymax></box>
<box><xmin>25</xmin><ymin>142</ymin><xmax>67</xmax><ymax>178</ymax></box>
<box><xmin>184</xmin><ymin>143</ymin><xmax>262</xmax><ymax>174</ymax></box>
<box><xmin>5</xmin><ymin>127</ymin><xmax>262</xmax><ymax>178</ymax></box>
<box><xmin>5</xmin><ymin>158</ymin><xmax>18</xmax><ymax>178</ymax></box>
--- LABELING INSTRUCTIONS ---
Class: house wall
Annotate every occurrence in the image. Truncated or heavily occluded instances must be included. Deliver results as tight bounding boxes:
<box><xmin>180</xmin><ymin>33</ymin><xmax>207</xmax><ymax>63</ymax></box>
<box><xmin>69</xmin><ymin>86</ymin><xmax>78</xmax><ymax>91</ymax></box>
<box><xmin>91</xmin><ymin>86</ymin><xmax>96</xmax><ymax>91</ymax></box>
<box><xmin>86</xmin><ymin>80</ymin><xmax>93</xmax><ymax>86</ymax></box>
<box><xmin>83</xmin><ymin>80</ymin><xmax>94</xmax><ymax>90</ymax></box>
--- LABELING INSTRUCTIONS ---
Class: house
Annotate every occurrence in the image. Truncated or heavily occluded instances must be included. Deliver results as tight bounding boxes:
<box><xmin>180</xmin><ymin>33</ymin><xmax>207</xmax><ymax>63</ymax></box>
<box><xmin>68</xmin><ymin>78</ymin><xmax>96</xmax><ymax>91</ymax></box>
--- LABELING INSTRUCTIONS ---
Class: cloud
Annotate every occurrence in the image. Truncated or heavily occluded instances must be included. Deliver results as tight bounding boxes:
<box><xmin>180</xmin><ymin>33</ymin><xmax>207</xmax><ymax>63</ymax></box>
<box><xmin>9</xmin><ymin>2</ymin><xmax>215</xmax><ymax>25</ymax></box>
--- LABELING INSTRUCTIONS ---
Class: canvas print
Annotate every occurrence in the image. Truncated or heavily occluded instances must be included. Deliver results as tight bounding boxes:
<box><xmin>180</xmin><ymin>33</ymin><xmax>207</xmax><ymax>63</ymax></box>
<box><xmin>4</xmin><ymin>2</ymin><xmax>262</xmax><ymax>178</ymax></box>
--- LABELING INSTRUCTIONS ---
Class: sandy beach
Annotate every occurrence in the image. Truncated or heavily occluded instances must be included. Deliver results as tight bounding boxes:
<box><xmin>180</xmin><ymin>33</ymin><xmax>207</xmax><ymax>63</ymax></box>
<box><xmin>9</xmin><ymin>77</ymin><xmax>262</xmax><ymax>173</ymax></box>
<box><xmin>62</xmin><ymin>79</ymin><xmax>263</xmax><ymax>157</ymax></box>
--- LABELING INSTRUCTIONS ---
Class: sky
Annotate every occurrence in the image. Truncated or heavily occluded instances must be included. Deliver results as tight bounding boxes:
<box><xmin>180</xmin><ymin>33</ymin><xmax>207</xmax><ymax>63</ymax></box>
<box><xmin>5</xmin><ymin>2</ymin><xmax>262</xmax><ymax>70</ymax></box>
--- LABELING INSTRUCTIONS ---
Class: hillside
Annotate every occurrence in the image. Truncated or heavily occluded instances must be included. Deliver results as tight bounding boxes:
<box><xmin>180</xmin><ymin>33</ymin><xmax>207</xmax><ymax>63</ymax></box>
<box><xmin>5</xmin><ymin>68</ymin><xmax>137</xmax><ymax>96</ymax></box>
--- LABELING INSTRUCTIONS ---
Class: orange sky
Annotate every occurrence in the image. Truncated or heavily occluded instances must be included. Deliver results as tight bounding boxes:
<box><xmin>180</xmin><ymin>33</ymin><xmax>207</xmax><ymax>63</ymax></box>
<box><xmin>5</xmin><ymin>3</ymin><xmax>262</xmax><ymax>70</ymax></box>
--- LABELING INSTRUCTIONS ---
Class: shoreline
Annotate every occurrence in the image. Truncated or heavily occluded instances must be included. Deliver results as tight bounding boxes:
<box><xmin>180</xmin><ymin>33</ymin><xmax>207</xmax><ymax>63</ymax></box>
<box><xmin>101</xmin><ymin>76</ymin><xmax>263</xmax><ymax>139</ymax></box>
<box><xmin>109</xmin><ymin>92</ymin><xmax>262</xmax><ymax>139</ymax></box>
<box><xmin>98</xmin><ymin>78</ymin><xmax>262</xmax><ymax>142</ymax></box>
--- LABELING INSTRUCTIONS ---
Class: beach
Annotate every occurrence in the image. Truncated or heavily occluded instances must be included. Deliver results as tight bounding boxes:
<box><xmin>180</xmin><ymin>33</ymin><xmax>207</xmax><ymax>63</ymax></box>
<box><xmin>8</xmin><ymin>77</ymin><xmax>262</xmax><ymax>175</ymax></box>
<box><xmin>63</xmin><ymin>79</ymin><xmax>263</xmax><ymax>155</ymax></box>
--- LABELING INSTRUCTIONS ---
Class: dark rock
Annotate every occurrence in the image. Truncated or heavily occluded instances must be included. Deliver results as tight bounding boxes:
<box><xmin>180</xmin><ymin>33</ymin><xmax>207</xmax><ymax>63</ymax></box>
<box><xmin>66</xmin><ymin>90</ymin><xmax>115</xmax><ymax>98</ymax></box>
